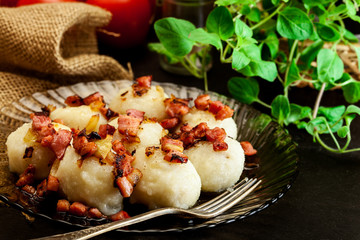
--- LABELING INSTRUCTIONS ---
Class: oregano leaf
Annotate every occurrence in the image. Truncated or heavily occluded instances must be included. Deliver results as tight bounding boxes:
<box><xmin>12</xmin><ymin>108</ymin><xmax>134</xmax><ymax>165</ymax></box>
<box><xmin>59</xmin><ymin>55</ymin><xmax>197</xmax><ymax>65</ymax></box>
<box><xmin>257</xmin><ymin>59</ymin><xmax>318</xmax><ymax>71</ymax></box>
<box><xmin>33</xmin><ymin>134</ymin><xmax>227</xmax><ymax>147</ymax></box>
<box><xmin>206</xmin><ymin>6</ymin><xmax>235</xmax><ymax>40</ymax></box>
<box><xmin>271</xmin><ymin>95</ymin><xmax>290</xmax><ymax>125</ymax></box>
<box><xmin>189</xmin><ymin>28</ymin><xmax>222</xmax><ymax>50</ymax></box>
<box><xmin>227</xmin><ymin>77</ymin><xmax>259</xmax><ymax>104</ymax></box>
<box><xmin>317</xmin><ymin>49</ymin><xmax>344</xmax><ymax>84</ymax></box>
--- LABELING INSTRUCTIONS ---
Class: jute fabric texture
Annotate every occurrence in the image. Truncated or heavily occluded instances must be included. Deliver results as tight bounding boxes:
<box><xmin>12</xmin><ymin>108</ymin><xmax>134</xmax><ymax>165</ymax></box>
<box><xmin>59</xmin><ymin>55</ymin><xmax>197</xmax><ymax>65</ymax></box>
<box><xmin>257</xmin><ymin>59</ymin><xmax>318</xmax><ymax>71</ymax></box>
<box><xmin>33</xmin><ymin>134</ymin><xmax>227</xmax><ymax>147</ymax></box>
<box><xmin>0</xmin><ymin>2</ymin><xmax>133</xmax><ymax>108</ymax></box>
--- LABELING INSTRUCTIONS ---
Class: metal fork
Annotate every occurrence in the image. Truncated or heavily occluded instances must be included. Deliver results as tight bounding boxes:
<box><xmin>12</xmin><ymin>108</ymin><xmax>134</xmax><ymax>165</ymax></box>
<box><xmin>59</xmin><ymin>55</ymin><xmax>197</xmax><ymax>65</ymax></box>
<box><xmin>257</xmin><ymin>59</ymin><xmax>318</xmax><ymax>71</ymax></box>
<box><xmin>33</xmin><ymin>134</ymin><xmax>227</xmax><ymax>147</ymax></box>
<box><xmin>32</xmin><ymin>178</ymin><xmax>260</xmax><ymax>240</ymax></box>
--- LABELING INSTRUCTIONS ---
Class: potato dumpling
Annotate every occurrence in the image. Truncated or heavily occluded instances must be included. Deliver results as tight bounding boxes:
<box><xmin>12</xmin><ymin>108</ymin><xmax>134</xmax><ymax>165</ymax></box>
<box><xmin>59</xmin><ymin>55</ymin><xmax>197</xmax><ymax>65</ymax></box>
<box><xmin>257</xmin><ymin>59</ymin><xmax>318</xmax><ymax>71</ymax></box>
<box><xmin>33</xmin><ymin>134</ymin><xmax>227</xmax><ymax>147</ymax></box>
<box><xmin>6</xmin><ymin>122</ymin><xmax>70</xmax><ymax>179</ymax></box>
<box><xmin>50</xmin><ymin>105</ymin><xmax>107</xmax><ymax>131</ymax></box>
<box><xmin>109</xmin><ymin>86</ymin><xmax>168</xmax><ymax>120</ymax></box>
<box><xmin>51</xmin><ymin>147</ymin><xmax>123</xmax><ymax>216</ymax></box>
<box><xmin>130</xmin><ymin>147</ymin><xmax>201</xmax><ymax>209</ymax></box>
<box><xmin>108</xmin><ymin>118</ymin><xmax>168</xmax><ymax>153</ymax></box>
<box><xmin>184</xmin><ymin>137</ymin><xmax>245</xmax><ymax>192</ymax></box>
<box><xmin>181</xmin><ymin>108</ymin><xmax>237</xmax><ymax>139</ymax></box>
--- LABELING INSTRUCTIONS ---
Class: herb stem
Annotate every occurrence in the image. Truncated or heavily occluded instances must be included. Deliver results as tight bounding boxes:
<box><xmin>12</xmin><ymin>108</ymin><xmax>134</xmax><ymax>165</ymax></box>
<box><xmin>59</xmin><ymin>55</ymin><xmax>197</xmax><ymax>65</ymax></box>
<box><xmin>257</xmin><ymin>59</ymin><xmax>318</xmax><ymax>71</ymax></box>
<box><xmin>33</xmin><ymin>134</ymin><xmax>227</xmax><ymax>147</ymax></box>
<box><xmin>250</xmin><ymin>3</ymin><xmax>285</xmax><ymax>30</ymax></box>
<box><xmin>313</xmin><ymin>82</ymin><xmax>326</xmax><ymax>119</ymax></box>
<box><xmin>255</xmin><ymin>99</ymin><xmax>272</xmax><ymax>109</ymax></box>
<box><xmin>325</xmin><ymin>120</ymin><xmax>341</xmax><ymax>150</ymax></box>
<box><xmin>201</xmin><ymin>47</ymin><xmax>209</xmax><ymax>92</ymax></box>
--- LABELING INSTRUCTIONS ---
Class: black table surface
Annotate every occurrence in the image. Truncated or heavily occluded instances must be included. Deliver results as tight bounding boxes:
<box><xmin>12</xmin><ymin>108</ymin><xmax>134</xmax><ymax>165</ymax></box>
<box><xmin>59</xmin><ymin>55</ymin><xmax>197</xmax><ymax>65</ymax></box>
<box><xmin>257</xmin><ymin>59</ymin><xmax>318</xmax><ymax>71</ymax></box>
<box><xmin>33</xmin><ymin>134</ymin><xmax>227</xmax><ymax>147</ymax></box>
<box><xmin>1</xmin><ymin>41</ymin><xmax>360</xmax><ymax>240</ymax></box>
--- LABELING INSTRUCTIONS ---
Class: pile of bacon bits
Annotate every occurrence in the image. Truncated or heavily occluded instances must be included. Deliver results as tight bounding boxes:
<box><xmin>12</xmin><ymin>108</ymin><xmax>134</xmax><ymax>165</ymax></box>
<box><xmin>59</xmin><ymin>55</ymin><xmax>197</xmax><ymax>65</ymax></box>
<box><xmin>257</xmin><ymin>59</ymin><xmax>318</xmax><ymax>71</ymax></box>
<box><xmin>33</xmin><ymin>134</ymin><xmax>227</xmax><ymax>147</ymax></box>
<box><xmin>14</xmin><ymin>75</ymin><xmax>258</xmax><ymax>222</ymax></box>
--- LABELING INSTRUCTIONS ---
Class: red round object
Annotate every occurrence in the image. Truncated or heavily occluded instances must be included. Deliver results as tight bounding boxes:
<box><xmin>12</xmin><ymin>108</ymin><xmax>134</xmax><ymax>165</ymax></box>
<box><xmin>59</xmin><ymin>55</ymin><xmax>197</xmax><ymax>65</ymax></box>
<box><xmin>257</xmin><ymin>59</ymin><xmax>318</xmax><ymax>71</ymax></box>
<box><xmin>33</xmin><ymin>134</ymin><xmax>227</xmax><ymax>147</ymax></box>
<box><xmin>85</xmin><ymin>0</ymin><xmax>153</xmax><ymax>48</ymax></box>
<box><xmin>16</xmin><ymin>0</ymin><xmax>77</xmax><ymax>6</ymax></box>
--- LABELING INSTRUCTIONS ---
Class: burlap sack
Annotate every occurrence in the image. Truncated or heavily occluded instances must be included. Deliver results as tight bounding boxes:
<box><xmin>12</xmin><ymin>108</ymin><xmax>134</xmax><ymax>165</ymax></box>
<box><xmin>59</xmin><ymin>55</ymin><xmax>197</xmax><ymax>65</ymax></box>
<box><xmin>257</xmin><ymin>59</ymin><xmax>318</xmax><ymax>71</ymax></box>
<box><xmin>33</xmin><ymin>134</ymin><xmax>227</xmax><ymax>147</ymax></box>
<box><xmin>0</xmin><ymin>3</ymin><xmax>134</xmax><ymax>108</ymax></box>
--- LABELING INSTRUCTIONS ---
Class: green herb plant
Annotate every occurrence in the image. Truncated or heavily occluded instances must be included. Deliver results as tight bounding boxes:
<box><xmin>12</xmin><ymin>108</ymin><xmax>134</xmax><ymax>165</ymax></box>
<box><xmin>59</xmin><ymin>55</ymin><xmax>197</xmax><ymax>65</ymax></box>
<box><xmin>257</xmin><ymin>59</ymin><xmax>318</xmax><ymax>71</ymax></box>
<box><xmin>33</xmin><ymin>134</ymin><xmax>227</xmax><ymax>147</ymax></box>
<box><xmin>149</xmin><ymin>0</ymin><xmax>360</xmax><ymax>154</ymax></box>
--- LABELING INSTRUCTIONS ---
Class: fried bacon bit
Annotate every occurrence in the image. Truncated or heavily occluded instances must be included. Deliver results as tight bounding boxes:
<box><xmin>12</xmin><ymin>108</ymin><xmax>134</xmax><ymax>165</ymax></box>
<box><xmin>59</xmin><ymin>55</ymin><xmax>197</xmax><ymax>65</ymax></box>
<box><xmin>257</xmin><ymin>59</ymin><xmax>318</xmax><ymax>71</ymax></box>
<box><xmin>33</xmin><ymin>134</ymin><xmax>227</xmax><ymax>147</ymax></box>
<box><xmin>56</xmin><ymin>199</ymin><xmax>70</xmax><ymax>212</ymax></box>
<box><xmin>126</xmin><ymin>168</ymin><xmax>142</xmax><ymax>187</ymax></box>
<box><xmin>98</xmin><ymin>124</ymin><xmax>116</xmax><ymax>139</ymax></box>
<box><xmin>69</xmin><ymin>202</ymin><xmax>88</xmax><ymax>217</ymax></box>
<box><xmin>50</xmin><ymin>129</ymin><xmax>72</xmax><ymax>159</ymax></box>
<box><xmin>164</xmin><ymin>150</ymin><xmax>188</xmax><ymax>163</ymax></box>
<box><xmin>99</xmin><ymin>107</ymin><xmax>119</xmax><ymax>121</ymax></box>
<box><xmin>193</xmin><ymin>94</ymin><xmax>234</xmax><ymax>120</ymax></box>
<box><xmin>164</xmin><ymin>95</ymin><xmax>191</xmax><ymax>118</ymax></box>
<box><xmin>47</xmin><ymin>175</ymin><xmax>60</xmax><ymax>192</ymax></box>
<box><xmin>179</xmin><ymin>131</ymin><xmax>196</xmax><ymax>148</ymax></box>
<box><xmin>88</xmin><ymin>208</ymin><xmax>103</xmax><ymax>219</ymax></box>
<box><xmin>194</xmin><ymin>94</ymin><xmax>211</xmax><ymax>111</ymax></box>
<box><xmin>205</xmin><ymin>127</ymin><xmax>227</xmax><ymax>142</ymax></box>
<box><xmin>240</xmin><ymin>141</ymin><xmax>257</xmax><ymax>156</ymax></box>
<box><xmin>23</xmin><ymin>147</ymin><xmax>34</xmax><ymax>159</ymax></box>
<box><xmin>22</xmin><ymin>185</ymin><xmax>36</xmax><ymax>195</ymax></box>
<box><xmin>40</xmin><ymin>106</ymin><xmax>52</xmax><ymax>117</ymax></box>
<box><xmin>16</xmin><ymin>164</ymin><xmax>35</xmax><ymax>187</ymax></box>
<box><xmin>65</xmin><ymin>95</ymin><xmax>84</xmax><ymax>107</ymax></box>
<box><xmin>126</xmin><ymin>109</ymin><xmax>145</xmax><ymax>121</ymax></box>
<box><xmin>72</xmin><ymin>130</ymin><xmax>98</xmax><ymax>158</ymax></box>
<box><xmin>112</xmin><ymin>140</ymin><xmax>127</xmax><ymax>155</ymax></box>
<box><xmin>117</xmin><ymin>115</ymin><xmax>142</xmax><ymax>137</ymax></box>
<box><xmin>213</xmin><ymin>140</ymin><xmax>228</xmax><ymax>151</ymax></box>
<box><xmin>83</xmin><ymin>92</ymin><xmax>105</xmax><ymax>106</ymax></box>
<box><xmin>145</xmin><ymin>146</ymin><xmax>158</xmax><ymax>157</ymax></box>
<box><xmin>193</xmin><ymin>122</ymin><xmax>209</xmax><ymax>138</ymax></box>
<box><xmin>161</xmin><ymin>137</ymin><xmax>184</xmax><ymax>153</ymax></box>
<box><xmin>180</xmin><ymin>123</ymin><xmax>192</xmax><ymax>133</ymax></box>
<box><xmin>110</xmin><ymin>210</ymin><xmax>130</xmax><ymax>222</ymax></box>
<box><xmin>136</xmin><ymin>75</ymin><xmax>152</xmax><ymax>88</ymax></box>
<box><xmin>160</xmin><ymin>117</ymin><xmax>179</xmax><ymax>129</ymax></box>
<box><xmin>30</xmin><ymin>114</ymin><xmax>55</xmax><ymax>140</ymax></box>
<box><xmin>116</xmin><ymin>177</ymin><xmax>133</xmax><ymax>198</ymax></box>
<box><xmin>36</xmin><ymin>179</ymin><xmax>47</xmax><ymax>197</ymax></box>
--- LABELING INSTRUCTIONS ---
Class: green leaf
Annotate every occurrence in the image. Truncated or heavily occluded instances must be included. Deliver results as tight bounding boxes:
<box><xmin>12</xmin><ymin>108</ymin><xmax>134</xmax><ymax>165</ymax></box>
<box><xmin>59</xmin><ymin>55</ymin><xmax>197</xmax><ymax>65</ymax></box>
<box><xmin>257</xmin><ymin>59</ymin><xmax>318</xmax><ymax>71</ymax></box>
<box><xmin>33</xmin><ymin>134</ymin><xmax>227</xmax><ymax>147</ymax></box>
<box><xmin>232</xmin><ymin>50</ymin><xmax>251</xmax><ymax>71</ymax></box>
<box><xmin>285</xmin><ymin>60</ymin><xmax>301</xmax><ymax>87</ymax></box>
<box><xmin>247</xmin><ymin>7</ymin><xmax>261</xmax><ymax>22</ymax></box>
<box><xmin>300</xmin><ymin>40</ymin><xmax>324</xmax><ymax>70</ymax></box>
<box><xmin>345</xmin><ymin>105</ymin><xmax>360</xmax><ymax>115</ymax></box>
<box><xmin>227</xmin><ymin>77</ymin><xmax>259</xmax><ymax>104</ymax></box>
<box><xmin>189</xmin><ymin>28</ymin><xmax>222</xmax><ymax>50</ymax></box>
<box><xmin>262</xmin><ymin>31</ymin><xmax>279</xmax><ymax>59</ymax></box>
<box><xmin>206</xmin><ymin>6</ymin><xmax>235</xmax><ymax>40</ymax></box>
<box><xmin>329</xmin><ymin>4</ymin><xmax>346</xmax><ymax>16</ymax></box>
<box><xmin>354</xmin><ymin>47</ymin><xmax>360</xmax><ymax>70</ymax></box>
<box><xmin>342</xmin><ymin>81</ymin><xmax>360</xmax><ymax>103</ymax></box>
<box><xmin>215</xmin><ymin>0</ymin><xmax>254</xmax><ymax>6</ymax></box>
<box><xmin>235</xmin><ymin>18</ymin><xmax>253</xmax><ymax>38</ymax></box>
<box><xmin>154</xmin><ymin>18</ymin><xmax>196</xmax><ymax>56</ymax></box>
<box><xmin>240</xmin><ymin>44</ymin><xmax>261</xmax><ymax>60</ymax></box>
<box><xmin>240</xmin><ymin>60</ymin><xmax>278</xmax><ymax>82</ymax></box>
<box><xmin>284</xmin><ymin>104</ymin><xmax>312</xmax><ymax>125</ymax></box>
<box><xmin>276</xmin><ymin>7</ymin><xmax>313</xmax><ymax>40</ymax></box>
<box><xmin>315</xmin><ymin>23</ymin><xmax>340</xmax><ymax>42</ymax></box>
<box><xmin>337</xmin><ymin>126</ymin><xmax>349</xmax><ymax>138</ymax></box>
<box><xmin>147</xmin><ymin>43</ymin><xmax>180</xmax><ymax>64</ymax></box>
<box><xmin>317</xmin><ymin>49</ymin><xmax>344</xmax><ymax>84</ymax></box>
<box><xmin>318</xmin><ymin>105</ymin><xmax>346</xmax><ymax>122</ymax></box>
<box><xmin>345</xmin><ymin>0</ymin><xmax>360</xmax><ymax>23</ymax></box>
<box><xmin>271</xmin><ymin>95</ymin><xmax>290</xmax><ymax>125</ymax></box>
<box><xmin>306</xmin><ymin>117</ymin><xmax>328</xmax><ymax>135</ymax></box>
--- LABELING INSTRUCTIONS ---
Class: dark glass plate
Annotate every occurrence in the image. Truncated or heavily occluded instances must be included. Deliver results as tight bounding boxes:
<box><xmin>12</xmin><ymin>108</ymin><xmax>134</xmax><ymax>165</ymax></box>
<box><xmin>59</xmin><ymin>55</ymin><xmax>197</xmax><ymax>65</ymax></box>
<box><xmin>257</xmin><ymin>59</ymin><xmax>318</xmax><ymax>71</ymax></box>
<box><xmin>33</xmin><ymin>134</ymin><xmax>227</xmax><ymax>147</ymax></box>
<box><xmin>0</xmin><ymin>80</ymin><xmax>298</xmax><ymax>232</ymax></box>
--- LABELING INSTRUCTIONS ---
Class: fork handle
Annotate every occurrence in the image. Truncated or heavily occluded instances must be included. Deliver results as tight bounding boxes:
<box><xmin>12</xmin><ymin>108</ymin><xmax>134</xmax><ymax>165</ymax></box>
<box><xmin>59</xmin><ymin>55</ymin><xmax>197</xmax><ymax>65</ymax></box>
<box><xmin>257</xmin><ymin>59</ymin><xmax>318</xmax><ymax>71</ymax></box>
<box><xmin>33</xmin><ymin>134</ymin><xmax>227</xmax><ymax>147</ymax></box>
<box><xmin>32</xmin><ymin>208</ymin><xmax>178</xmax><ymax>240</ymax></box>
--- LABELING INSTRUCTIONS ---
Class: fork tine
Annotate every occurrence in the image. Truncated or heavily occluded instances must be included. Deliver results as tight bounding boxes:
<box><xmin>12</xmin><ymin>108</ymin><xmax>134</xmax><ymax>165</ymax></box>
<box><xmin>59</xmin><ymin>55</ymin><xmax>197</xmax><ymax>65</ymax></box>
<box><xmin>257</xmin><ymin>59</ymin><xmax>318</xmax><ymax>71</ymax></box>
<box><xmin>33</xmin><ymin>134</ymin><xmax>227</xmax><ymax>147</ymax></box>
<box><xmin>204</xmin><ymin>179</ymin><xmax>261</xmax><ymax>217</ymax></box>
<box><xmin>194</xmin><ymin>177</ymin><xmax>249</xmax><ymax>210</ymax></box>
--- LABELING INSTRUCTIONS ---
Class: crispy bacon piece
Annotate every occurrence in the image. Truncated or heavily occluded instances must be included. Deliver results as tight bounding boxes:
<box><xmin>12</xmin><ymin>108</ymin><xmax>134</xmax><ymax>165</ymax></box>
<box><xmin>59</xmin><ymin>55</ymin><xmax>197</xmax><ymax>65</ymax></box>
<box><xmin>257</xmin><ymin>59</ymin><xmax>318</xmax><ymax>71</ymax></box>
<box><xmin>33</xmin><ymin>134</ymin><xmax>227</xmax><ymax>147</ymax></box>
<box><xmin>215</xmin><ymin>105</ymin><xmax>234</xmax><ymax>120</ymax></box>
<box><xmin>47</xmin><ymin>175</ymin><xmax>60</xmax><ymax>192</ymax></box>
<box><xmin>205</xmin><ymin>127</ymin><xmax>227</xmax><ymax>143</ymax></box>
<box><xmin>136</xmin><ymin>75</ymin><xmax>152</xmax><ymax>88</ymax></box>
<box><xmin>30</xmin><ymin>114</ymin><xmax>55</xmax><ymax>139</ymax></box>
<box><xmin>36</xmin><ymin>179</ymin><xmax>47</xmax><ymax>197</ymax></box>
<box><xmin>161</xmin><ymin>137</ymin><xmax>184</xmax><ymax>153</ymax></box>
<box><xmin>180</xmin><ymin>123</ymin><xmax>192</xmax><ymax>133</ymax></box>
<box><xmin>213</xmin><ymin>140</ymin><xmax>228</xmax><ymax>151</ymax></box>
<box><xmin>22</xmin><ymin>185</ymin><xmax>36</xmax><ymax>195</ymax></box>
<box><xmin>126</xmin><ymin>168</ymin><xmax>142</xmax><ymax>187</ymax></box>
<box><xmin>110</xmin><ymin>210</ymin><xmax>130</xmax><ymax>222</ymax></box>
<box><xmin>88</xmin><ymin>208</ymin><xmax>103</xmax><ymax>219</ymax></box>
<box><xmin>99</xmin><ymin>107</ymin><xmax>119</xmax><ymax>121</ymax></box>
<box><xmin>50</xmin><ymin>129</ymin><xmax>72</xmax><ymax>160</ymax></box>
<box><xmin>208</xmin><ymin>101</ymin><xmax>224</xmax><ymax>115</ymax></box>
<box><xmin>56</xmin><ymin>199</ymin><xmax>70</xmax><ymax>212</ymax></box>
<box><xmin>115</xmin><ymin>177</ymin><xmax>133</xmax><ymax>198</ymax></box>
<box><xmin>164</xmin><ymin>96</ymin><xmax>190</xmax><ymax>118</ymax></box>
<box><xmin>194</xmin><ymin>94</ymin><xmax>211</xmax><ymax>110</ymax></box>
<box><xmin>240</xmin><ymin>141</ymin><xmax>257</xmax><ymax>156</ymax></box>
<box><xmin>126</xmin><ymin>109</ymin><xmax>145</xmax><ymax>121</ymax></box>
<box><xmin>112</xmin><ymin>140</ymin><xmax>127</xmax><ymax>155</ymax></box>
<box><xmin>16</xmin><ymin>164</ymin><xmax>35</xmax><ymax>187</ymax></box>
<box><xmin>160</xmin><ymin>117</ymin><xmax>179</xmax><ymax>129</ymax></box>
<box><xmin>117</xmin><ymin>115</ymin><xmax>142</xmax><ymax>137</ymax></box>
<box><xmin>193</xmin><ymin>122</ymin><xmax>209</xmax><ymax>138</ymax></box>
<box><xmin>98</xmin><ymin>124</ymin><xmax>116</xmax><ymax>139</ymax></box>
<box><xmin>23</xmin><ymin>147</ymin><xmax>34</xmax><ymax>159</ymax></box>
<box><xmin>72</xmin><ymin>130</ymin><xmax>97</xmax><ymax>158</ymax></box>
<box><xmin>69</xmin><ymin>202</ymin><xmax>88</xmax><ymax>217</ymax></box>
<box><xmin>179</xmin><ymin>131</ymin><xmax>196</xmax><ymax>148</ymax></box>
<box><xmin>164</xmin><ymin>150</ymin><xmax>188</xmax><ymax>163</ymax></box>
<box><xmin>83</xmin><ymin>92</ymin><xmax>104</xmax><ymax>106</ymax></box>
<box><xmin>65</xmin><ymin>95</ymin><xmax>84</xmax><ymax>107</ymax></box>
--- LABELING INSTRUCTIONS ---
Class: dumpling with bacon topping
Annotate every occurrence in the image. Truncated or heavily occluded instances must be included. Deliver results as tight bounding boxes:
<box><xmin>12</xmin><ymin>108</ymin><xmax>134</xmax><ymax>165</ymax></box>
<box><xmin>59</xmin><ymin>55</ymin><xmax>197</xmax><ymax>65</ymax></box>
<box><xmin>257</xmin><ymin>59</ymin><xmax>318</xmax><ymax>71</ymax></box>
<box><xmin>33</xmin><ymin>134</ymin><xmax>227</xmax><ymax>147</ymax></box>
<box><xmin>181</xmin><ymin>94</ymin><xmax>237</xmax><ymax>139</ymax></box>
<box><xmin>109</xmin><ymin>76</ymin><xmax>168</xmax><ymax>120</ymax></box>
<box><xmin>181</xmin><ymin>123</ymin><xmax>245</xmax><ymax>192</ymax></box>
<box><xmin>51</xmin><ymin>132</ymin><xmax>142</xmax><ymax>216</ymax></box>
<box><xmin>50</xmin><ymin>92</ymin><xmax>115</xmax><ymax>131</ymax></box>
<box><xmin>108</xmin><ymin>109</ymin><xmax>168</xmax><ymax>153</ymax></box>
<box><xmin>6</xmin><ymin>113</ymin><xmax>72</xmax><ymax>180</ymax></box>
<box><xmin>130</xmin><ymin>137</ymin><xmax>201</xmax><ymax>209</ymax></box>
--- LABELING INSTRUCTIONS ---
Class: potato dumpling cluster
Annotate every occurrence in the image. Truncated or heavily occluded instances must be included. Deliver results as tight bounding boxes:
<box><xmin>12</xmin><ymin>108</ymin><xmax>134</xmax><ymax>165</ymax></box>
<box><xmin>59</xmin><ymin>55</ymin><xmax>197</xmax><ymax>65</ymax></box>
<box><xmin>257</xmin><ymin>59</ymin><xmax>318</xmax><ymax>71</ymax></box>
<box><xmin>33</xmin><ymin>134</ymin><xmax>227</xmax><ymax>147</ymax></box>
<box><xmin>6</xmin><ymin>76</ymin><xmax>255</xmax><ymax>221</ymax></box>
